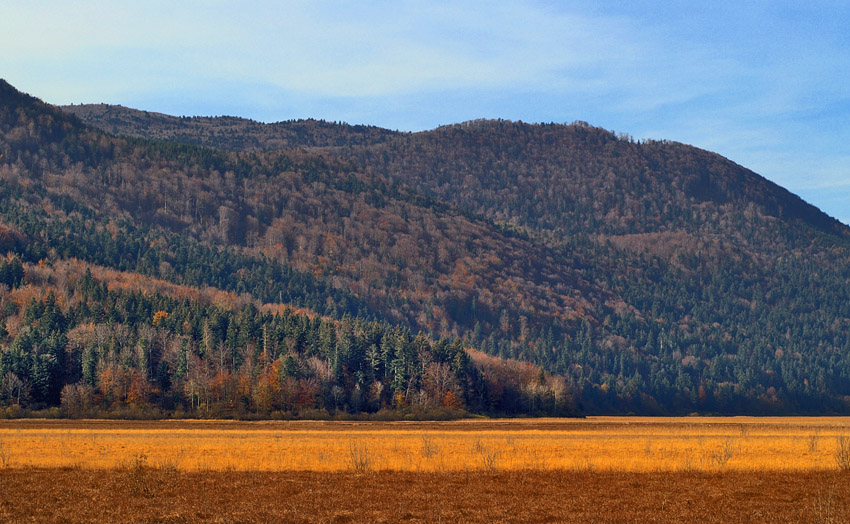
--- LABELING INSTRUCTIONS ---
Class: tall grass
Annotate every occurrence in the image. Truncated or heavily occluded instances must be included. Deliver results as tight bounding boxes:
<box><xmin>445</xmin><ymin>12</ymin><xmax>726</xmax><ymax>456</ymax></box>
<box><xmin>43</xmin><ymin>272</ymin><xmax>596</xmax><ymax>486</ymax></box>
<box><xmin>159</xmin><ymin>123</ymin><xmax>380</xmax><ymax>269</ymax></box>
<box><xmin>348</xmin><ymin>441</ymin><xmax>371</xmax><ymax>473</ymax></box>
<box><xmin>834</xmin><ymin>435</ymin><xmax>850</xmax><ymax>471</ymax></box>
<box><xmin>2</xmin><ymin>417</ymin><xmax>850</xmax><ymax>473</ymax></box>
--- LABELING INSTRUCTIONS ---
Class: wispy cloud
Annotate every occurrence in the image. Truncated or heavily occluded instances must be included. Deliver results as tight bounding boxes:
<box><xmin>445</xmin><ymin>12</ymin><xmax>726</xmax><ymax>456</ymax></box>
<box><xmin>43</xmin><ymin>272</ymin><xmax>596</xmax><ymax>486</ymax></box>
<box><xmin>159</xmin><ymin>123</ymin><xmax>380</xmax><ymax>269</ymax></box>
<box><xmin>1</xmin><ymin>1</ymin><xmax>847</xmax><ymax>221</ymax></box>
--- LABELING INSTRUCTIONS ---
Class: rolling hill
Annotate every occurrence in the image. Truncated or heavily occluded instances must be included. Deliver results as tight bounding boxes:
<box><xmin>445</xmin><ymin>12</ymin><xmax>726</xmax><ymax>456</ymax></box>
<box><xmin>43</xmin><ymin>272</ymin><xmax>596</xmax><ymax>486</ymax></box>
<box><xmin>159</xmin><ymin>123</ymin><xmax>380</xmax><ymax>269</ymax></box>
<box><xmin>2</xmin><ymin>79</ymin><xmax>850</xmax><ymax>415</ymax></box>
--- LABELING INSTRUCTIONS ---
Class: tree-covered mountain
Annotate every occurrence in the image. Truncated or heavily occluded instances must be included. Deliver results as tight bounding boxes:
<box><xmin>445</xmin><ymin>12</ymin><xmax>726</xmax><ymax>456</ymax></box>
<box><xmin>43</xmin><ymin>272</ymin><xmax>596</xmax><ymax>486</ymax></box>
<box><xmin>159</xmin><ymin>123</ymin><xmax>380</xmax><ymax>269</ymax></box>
<box><xmin>348</xmin><ymin>119</ymin><xmax>846</xmax><ymax>240</ymax></box>
<box><xmin>3</xmin><ymin>79</ymin><xmax>850</xmax><ymax>415</ymax></box>
<box><xmin>0</xmin><ymin>80</ymin><xmax>571</xmax><ymax>418</ymax></box>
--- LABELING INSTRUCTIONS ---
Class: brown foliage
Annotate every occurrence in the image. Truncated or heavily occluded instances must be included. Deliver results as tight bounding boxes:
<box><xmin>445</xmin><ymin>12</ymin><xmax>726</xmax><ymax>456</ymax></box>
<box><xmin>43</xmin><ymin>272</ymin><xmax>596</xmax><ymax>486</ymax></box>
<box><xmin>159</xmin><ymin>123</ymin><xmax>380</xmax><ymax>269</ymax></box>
<box><xmin>14</xmin><ymin>95</ymin><xmax>615</xmax><ymax>343</ymax></box>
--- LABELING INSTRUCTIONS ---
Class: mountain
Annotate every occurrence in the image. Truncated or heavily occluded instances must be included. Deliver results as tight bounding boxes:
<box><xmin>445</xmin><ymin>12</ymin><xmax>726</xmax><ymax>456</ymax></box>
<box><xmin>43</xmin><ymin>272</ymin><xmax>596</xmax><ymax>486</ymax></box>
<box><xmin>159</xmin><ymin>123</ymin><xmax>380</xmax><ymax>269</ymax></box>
<box><xmin>3</xmin><ymin>79</ymin><xmax>850</xmax><ymax>416</ymax></box>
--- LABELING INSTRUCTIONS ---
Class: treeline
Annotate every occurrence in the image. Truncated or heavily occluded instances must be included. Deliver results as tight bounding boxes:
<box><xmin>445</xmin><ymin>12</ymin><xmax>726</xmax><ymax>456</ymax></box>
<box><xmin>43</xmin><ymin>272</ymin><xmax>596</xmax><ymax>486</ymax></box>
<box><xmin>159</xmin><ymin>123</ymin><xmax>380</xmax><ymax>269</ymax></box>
<box><xmin>0</xmin><ymin>258</ymin><xmax>573</xmax><ymax>418</ymax></box>
<box><xmin>61</xmin><ymin>104</ymin><xmax>400</xmax><ymax>152</ymax></box>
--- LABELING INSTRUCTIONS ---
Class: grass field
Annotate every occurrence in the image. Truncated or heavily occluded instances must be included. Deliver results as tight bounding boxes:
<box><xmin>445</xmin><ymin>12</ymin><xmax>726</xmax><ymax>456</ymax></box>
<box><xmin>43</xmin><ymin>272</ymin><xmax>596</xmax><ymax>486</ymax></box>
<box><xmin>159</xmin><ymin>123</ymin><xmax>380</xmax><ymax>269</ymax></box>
<box><xmin>1</xmin><ymin>417</ymin><xmax>849</xmax><ymax>472</ymax></box>
<box><xmin>2</xmin><ymin>417</ymin><xmax>850</xmax><ymax>523</ymax></box>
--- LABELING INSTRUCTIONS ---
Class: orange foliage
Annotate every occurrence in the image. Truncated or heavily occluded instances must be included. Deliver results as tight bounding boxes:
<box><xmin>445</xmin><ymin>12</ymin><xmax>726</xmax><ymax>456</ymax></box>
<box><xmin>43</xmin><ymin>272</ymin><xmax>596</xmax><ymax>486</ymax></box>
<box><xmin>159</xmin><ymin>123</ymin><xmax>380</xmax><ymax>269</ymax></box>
<box><xmin>254</xmin><ymin>360</ymin><xmax>282</xmax><ymax>412</ymax></box>
<box><xmin>209</xmin><ymin>371</ymin><xmax>235</xmax><ymax>406</ymax></box>
<box><xmin>442</xmin><ymin>390</ymin><xmax>462</xmax><ymax>410</ymax></box>
<box><xmin>152</xmin><ymin>310</ymin><xmax>169</xmax><ymax>327</ymax></box>
<box><xmin>126</xmin><ymin>372</ymin><xmax>150</xmax><ymax>406</ymax></box>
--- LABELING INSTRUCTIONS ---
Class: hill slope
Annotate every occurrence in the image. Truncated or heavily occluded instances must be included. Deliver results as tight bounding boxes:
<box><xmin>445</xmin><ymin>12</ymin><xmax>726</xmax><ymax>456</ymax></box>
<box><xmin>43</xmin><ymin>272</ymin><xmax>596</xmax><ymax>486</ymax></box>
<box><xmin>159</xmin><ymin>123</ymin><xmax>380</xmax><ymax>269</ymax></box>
<box><xmin>348</xmin><ymin>119</ymin><xmax>846</xmax><ymax>240</ymax></box>
<box><xmin>3</xmin><ymin>80</ymin><xmax>850</xmax><ymax>414</ymax></box>
<box><xmin>0</xmin><ymin>81</ymin><xmax>572</xmax><ymax>417</ymax></box>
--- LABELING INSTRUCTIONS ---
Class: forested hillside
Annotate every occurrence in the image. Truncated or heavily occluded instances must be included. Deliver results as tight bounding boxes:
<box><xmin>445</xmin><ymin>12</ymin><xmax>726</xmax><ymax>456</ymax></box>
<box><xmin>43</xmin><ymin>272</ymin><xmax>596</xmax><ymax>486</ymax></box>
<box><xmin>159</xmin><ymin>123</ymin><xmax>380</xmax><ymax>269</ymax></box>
<box><xmin>0</xmin><ymin>81</ymin><xmax>570</xmax><ymax>418</ymax></box>
<box><xmin>3</xmin><ymin>79</ymin><xmax>850</xmax><ymax>415</ymax></box>
<box><xmin>349</xmin><ymin>119</ymin><xmax>847</xmax><ymax>239</ymax></box>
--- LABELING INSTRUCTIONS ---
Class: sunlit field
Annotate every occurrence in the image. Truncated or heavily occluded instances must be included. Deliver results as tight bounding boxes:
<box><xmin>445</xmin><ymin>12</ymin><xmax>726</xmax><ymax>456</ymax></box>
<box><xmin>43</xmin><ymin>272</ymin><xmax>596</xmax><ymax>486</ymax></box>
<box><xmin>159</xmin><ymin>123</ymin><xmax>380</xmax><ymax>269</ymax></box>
<box><xmin>2</xmin><ymin>417</ymin><xmax>849</xmax><ymax>473</ymax></box>
<box><xmin>4</xmin><ymin>418</ymin><xmax>850</xmax><ymax>523</ymax></box>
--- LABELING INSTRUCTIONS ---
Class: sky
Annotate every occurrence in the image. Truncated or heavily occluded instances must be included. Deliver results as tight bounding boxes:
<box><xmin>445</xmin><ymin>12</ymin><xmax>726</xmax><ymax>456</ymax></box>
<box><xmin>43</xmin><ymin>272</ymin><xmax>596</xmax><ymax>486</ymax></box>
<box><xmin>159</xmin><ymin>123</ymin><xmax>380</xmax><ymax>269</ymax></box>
<box><xmin>2</xmin><ymin>1</ymin><xmax>848</xmax><ymax>222</ymax></box>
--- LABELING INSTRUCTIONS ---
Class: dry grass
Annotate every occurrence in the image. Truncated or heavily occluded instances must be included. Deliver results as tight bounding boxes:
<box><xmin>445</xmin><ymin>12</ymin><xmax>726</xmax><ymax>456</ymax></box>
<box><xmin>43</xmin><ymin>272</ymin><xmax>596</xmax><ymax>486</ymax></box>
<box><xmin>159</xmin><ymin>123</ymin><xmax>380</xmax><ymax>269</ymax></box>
<box><xmin>835</xmin><ymin>435</ymin><xmax>850</xmax><ymax>471</ymax></box>
<box><xmin>1</xmin><ymin>417</ymin><xmax>849</xmax><ymax>473</ymax></box>
<box><xmin>2</xmin><ymin>417</ymin><xmax>850</xmax><ymax>523</ymax></box>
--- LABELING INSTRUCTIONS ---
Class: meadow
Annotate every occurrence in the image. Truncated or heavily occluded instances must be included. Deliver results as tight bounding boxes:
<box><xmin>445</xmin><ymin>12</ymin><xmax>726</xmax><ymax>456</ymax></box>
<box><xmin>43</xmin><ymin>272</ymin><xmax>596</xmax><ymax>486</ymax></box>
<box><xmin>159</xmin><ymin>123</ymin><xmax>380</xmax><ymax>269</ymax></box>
<box><xmin>1</xmin><ymin>417</ymin><xmax>849</xmax><ymax>473</ymax></box>
<box><xmin>1</xmin><ymin>417</ymin><xmax>850</xmax><ymax>523</ymax></box>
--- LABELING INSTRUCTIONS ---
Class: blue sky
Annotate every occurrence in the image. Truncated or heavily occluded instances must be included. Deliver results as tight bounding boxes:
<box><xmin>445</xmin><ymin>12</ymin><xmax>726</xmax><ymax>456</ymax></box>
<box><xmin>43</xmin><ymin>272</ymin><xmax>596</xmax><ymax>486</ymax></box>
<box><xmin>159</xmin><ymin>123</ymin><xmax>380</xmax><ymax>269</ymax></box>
<box><xmin>2</xmin><ymin>1</ymin><xmax>848</xmax><ymax>222</ymax></box>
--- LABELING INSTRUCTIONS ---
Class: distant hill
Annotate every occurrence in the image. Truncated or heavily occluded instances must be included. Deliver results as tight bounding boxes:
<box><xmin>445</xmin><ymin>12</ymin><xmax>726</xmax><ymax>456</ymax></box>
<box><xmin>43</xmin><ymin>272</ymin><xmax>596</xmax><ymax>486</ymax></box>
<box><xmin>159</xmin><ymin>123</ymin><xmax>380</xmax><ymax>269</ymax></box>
<box><xmin>1</xmin><ymin>79</ymin><xmax>849</xmax><ymax>416</ymax></box>
<box><xmin>347</xmin><ymin>119</ymin><xmax>847</xmax><ymax>240</ymax></box>
<box><xmin>61</xmin><ymin>103</ymin><xmax>399</xmax><ymax>151</ymax></box>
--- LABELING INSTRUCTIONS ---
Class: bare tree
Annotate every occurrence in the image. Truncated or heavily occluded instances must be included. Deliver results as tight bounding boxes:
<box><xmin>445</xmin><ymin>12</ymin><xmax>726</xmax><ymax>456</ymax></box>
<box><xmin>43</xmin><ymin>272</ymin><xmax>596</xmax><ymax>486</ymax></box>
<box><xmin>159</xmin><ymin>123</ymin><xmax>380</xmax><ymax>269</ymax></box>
<box><xmin>1</xmin><ymin>372</ymin><xmax>28</xmax><ymax>405</ymax></box>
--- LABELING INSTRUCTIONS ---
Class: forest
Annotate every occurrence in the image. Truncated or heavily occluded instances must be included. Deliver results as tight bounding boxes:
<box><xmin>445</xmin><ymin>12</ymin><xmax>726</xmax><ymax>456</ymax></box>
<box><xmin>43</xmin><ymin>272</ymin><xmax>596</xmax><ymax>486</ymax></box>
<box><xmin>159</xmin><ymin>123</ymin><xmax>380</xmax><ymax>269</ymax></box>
<box><xmin>2</xmin><ymin>79</ymin><xmax>850</xmax><ymax>416</ymax></box>
<box><xmin>0</xmin><ymin>254</ymin><xmax>570</xmax><ymax>418</ymax></box>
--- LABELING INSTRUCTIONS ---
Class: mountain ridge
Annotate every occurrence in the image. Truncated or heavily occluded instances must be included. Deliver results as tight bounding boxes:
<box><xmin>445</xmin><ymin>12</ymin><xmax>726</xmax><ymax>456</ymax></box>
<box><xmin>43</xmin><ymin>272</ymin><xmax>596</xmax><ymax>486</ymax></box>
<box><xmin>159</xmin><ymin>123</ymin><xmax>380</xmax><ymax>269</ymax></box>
<box><xmin>63</xmin><ymin>98</ymin><xmax>846</xmax><ymax>240</ymax></box>
<box><xmin>61</xmin><ymin>102</ymin><xmax>401</xmax><ymax>152</ymax></box>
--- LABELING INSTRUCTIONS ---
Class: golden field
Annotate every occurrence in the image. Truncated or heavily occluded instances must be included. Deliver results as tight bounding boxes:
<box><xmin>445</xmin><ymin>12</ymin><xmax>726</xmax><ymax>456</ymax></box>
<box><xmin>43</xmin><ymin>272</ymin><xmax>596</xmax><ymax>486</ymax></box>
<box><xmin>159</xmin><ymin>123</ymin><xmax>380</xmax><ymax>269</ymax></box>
<box><xmin>1</xmin><ymin>416</ymin><xmax>849</xmax><ymax>473</ymax></box>
<box><xmin>2</xmin><ymin>418</ymin><xmax>850</xmax><ymax>523</ymax></box>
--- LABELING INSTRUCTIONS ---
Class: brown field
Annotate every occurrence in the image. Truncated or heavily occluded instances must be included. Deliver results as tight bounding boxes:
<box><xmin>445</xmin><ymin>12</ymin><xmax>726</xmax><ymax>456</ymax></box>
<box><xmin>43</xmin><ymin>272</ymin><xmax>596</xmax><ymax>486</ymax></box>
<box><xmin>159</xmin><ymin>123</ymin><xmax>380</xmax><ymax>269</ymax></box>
<box><xmin>1</xmin><ymin>417</ymin><xmax>850</xmax><ymax>522</ymax></box>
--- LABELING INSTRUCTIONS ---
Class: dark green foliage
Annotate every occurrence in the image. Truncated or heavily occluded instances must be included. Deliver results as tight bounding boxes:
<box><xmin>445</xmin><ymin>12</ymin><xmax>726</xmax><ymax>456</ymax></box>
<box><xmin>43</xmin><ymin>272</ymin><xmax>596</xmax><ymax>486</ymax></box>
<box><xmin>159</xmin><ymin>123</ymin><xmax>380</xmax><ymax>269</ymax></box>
<box><xmin>0</xmin><ymin>256</ymin><xmax>24</xmax><ymax>288</ymax></box>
